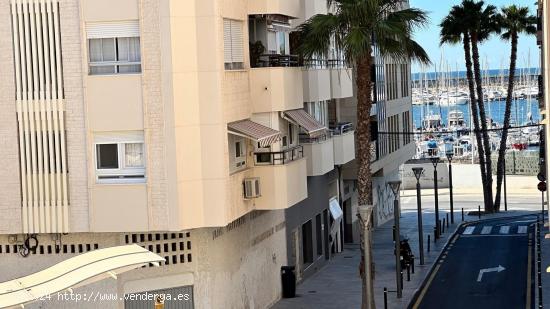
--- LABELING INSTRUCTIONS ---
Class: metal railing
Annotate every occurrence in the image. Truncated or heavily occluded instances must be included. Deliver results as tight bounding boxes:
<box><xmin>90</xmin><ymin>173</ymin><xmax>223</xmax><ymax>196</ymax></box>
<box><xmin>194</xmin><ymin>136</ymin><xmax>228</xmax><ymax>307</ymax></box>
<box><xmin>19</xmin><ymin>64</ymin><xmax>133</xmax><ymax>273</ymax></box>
<box><xmin>299</xmin><ymin>132</ymin><xmax>331</xmax><ymax>144</ymax></box>
<box><xmin>254</xmin><ymin>145</ymin><xmax>304</xmax><ymax>165</ymax></box>
<box><xmin>254</xmin><ymin>54</ymin><xmax>300</xmax><ymax>68</ymax></box>
<box><xmin>331</xmin><ymin>122</ymin><xmax>354</xmax><ymax>135</ymax></box>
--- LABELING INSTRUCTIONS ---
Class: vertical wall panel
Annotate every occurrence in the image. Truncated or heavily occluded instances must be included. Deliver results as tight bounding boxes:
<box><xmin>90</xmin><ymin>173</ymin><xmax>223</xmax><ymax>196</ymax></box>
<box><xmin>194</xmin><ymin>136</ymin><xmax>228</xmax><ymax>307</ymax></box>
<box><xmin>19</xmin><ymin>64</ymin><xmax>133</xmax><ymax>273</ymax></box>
<box><xmin>10</xmin><ymin>0</ymin><xmax>69</xmax><ymax>234</ymax></box>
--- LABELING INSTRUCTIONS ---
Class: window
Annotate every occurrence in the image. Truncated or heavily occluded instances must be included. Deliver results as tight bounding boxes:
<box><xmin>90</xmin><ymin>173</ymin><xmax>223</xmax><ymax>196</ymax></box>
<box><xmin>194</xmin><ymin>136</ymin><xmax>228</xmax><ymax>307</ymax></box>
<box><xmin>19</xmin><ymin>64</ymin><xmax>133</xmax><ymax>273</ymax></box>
<box><xmin>95</xmin><ymin>141</ymin><xmax>145</xmax><ymax>182</ymax></box>
<box><xmin>277</xmin><ymin>31</ymin><xmax>287</xmax><ymax>55</ymax></box>
<box><xmin>88</xmin><ymin>37</ymin><xmax>141</xmax><ymax>74</ymax></box>
<box><xmin>288</xmin><ymin>123</ymin><xmax>295</xmax><ymax>146</ymax></box>
<box><xmin>229</xmin><ymin>135</ymin><xmax>247</xmax><ymax>171</ymax></box>
<box><xmin>224</xmin><ymin>19</ymin><xmax>244</xmax><ymax>70</ymax></box>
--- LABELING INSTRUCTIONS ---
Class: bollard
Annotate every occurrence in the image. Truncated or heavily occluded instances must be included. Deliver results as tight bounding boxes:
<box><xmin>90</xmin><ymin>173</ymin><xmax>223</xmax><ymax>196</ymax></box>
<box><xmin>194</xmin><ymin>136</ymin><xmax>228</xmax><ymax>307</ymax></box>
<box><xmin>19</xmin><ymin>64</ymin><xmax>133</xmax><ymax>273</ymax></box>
<box><xmin>433</xmin><ymin>227</ymin><xmax>437</xmax><ymax>242</ymax></box>
<box><xmin>446</xmin><ymin>213</ymin><xmax>449</xmax><ymax>228</ymax></box>
<box><xmin>384</xmin><ymin>287</ymin><xmax>388</xmax><ymax>309</ymax></box>
<box><xmin>478</xmin><ymin>205</ymin><xmax>481</xmax><ymax>219</ymax></box>
<box><xmin>393</xmin><ymin>226</ymin><xmax>396</xmax><ymax>242</ymax></box>
<box><xmin>462</xmin><ymin>208</ymin><xmax>464</xmax><ymax>221</ymax></box>
<box><xmin>407</xmin><ymin>265</ymin><xmax>411</xmax><ymax>281</ymax></box>
<box><xmin>411</xmin><ymin>257</ymin><xmax>415</xmax><ymax>274</ymax></box>
<box><xmin>442</xmin><ymin>219</ymin><xmax>445</xmax><ymax>234</ymax></box>
<box><xmin>427</xmin><ymin>235</ymin><xmax>431</xmax><ymax>252</ymax></box>
<box><xmin>400</xmin><ymin>270</ymin><xmax>404</xmax><ymax>288</ymax></box>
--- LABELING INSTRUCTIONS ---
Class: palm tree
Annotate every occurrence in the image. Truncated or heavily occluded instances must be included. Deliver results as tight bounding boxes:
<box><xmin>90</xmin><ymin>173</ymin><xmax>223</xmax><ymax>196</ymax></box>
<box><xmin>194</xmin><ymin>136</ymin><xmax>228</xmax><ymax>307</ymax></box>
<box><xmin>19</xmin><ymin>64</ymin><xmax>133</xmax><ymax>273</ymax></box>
<box><xmin>440</xmin><ymin>2</ymin><xmax>491</xmax><ymax>211</ymax></box>
<box><xmin>467</xmin><ymin>0</ymin><xmax>499</xmax><ymax>212</ymax></box>
<box><xmin>296</xmin><ymin>0</ymin><xmax>430</xmax><ymax>307</ymax></box>
<box><xmin>494</xmin><ymin>5</ymin><xmax>537</xmax><ymax>211</ymax></box>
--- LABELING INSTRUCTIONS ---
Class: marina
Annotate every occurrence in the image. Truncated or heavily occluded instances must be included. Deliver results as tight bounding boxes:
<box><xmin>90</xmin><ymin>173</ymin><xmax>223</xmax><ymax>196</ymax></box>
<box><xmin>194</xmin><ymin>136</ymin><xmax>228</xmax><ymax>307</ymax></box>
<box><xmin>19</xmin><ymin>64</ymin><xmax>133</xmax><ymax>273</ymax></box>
<box><xmin>411</xmin><ymin>67</ymin><xmax>542</xmax><ymax>163</ymax></box>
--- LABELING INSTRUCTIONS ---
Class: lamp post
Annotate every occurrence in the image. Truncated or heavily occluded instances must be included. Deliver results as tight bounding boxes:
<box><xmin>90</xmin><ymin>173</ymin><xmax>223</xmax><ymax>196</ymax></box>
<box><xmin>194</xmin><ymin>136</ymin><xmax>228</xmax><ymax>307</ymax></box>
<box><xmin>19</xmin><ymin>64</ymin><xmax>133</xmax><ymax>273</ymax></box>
<box><xmin>412</xmin><ymin>167</ymin><xmax>425</xmax><ymax>265</ymax></box>
<box><xmin>430</xmin><ymin>157</ymin><xmax>440</xmax><ymax>238</ymax></box>
<box><xmin>445</xmin><ymin>143</ymin><xmax>454</xmax><ymax>224</ymax></box>
<box><xmin>388</xmin><ymin>180</ymin><xmax>402</xmax><ymax>299</ymax></box>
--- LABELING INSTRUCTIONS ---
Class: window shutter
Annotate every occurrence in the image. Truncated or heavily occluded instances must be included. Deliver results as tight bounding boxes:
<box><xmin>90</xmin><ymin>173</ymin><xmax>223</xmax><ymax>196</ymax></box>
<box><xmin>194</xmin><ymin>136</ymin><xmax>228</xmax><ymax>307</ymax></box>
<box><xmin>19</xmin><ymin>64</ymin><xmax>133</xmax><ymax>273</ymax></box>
<box><xmin>86</xmin><ymin>20</ymin><xmax>140</xmax><ymax>39</ymax></box>
<box><xmin>230</xmin><ymin>20</ymin><xmax>244</xmax><ymax>63</ymax></box>
<box><xmin>223</xmin><ymin>19</ymin><xmax>233</xmax><ymax>63</ymax></box>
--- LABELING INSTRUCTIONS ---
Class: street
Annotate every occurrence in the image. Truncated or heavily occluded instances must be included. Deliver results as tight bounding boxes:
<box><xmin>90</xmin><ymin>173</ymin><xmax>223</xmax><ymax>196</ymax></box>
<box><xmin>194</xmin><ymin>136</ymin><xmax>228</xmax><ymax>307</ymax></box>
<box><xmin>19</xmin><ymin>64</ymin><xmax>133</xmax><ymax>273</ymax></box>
<box><xmin>410</xmin><ymin>215</ymin><xmax>538</xmax><ymax>309</ymax></box>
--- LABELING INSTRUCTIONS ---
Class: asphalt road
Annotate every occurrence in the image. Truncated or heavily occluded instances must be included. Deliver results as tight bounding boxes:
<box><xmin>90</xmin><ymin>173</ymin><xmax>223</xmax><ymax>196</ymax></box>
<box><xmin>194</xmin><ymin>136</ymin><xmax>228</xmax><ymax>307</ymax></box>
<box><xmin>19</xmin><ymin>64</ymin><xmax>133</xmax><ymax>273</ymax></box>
<box><xmin>410</xmin><ymin>215</ymin><xmax>538</xmax><ymax>309</ymax></box>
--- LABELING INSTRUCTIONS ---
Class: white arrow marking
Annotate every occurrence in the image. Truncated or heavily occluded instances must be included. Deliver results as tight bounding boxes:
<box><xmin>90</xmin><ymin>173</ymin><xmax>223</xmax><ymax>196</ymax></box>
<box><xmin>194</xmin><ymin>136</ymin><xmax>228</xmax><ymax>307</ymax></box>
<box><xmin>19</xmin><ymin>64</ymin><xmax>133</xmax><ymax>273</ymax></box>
<box><xmin>477</xmin><ymin>265</ymin><xmax>506</xmax><ymax>282</ymax></box>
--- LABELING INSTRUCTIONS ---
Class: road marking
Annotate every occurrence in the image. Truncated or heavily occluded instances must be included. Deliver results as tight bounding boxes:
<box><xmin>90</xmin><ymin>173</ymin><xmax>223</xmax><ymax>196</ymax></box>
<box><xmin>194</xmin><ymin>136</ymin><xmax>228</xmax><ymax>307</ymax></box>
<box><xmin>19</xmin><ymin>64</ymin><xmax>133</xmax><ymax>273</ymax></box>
<box><xmin>463</xmin><ymin>226</ymin><xmax>475</xmax><ymax>235</ymax></box>
<box><xmin>412</xmin><ymin>264</ymin><xmax>442</xmax><ymax>309</ymax></box>
<box><xmin>518</xmin><ymin>226</ymin><xmax>528</xmax><ymax>234</ymax></box>
<box><xmin>461</xmin><ymin>234</ymin><xmax>524</xmax><ymax>238</ymax></box>
<box><xmin>481</xmin><ymin>226</ymin><xmax>492</xmax><ymax>234</ymax></box>
<box><xmin>477</xmin><ymin>265</ymin><xmax>506</xmax><ymax>282</ymax></box>
<box><xmin>526</xmin><ymin>233</ymin><xmax>532</xmax><ymax>309</ymax></box>
<box><xmin>500</xmin><ymin>226</ymin><xmax>510</xmax><ymax>234</ymax></box>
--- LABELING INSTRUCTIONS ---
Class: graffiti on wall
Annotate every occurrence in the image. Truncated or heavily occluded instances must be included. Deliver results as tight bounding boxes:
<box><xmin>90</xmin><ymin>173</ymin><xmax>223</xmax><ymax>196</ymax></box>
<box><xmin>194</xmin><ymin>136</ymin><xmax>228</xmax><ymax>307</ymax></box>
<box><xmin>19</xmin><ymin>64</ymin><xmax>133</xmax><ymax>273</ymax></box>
<box><xmin>374</xmin><ymin>179</ymin><xmax>395</xmax><ymax>226</ymax></box>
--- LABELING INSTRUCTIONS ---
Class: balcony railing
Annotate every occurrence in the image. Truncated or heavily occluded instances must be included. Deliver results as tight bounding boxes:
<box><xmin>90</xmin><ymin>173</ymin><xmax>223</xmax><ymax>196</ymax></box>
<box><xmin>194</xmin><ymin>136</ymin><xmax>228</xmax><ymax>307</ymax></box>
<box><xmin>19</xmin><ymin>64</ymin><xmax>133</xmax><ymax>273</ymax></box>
<box><xmin>331</xmin><ymin>122</ymin><xmax>354</xmax><ymax>135</ymax></box>
<box><xmin>254</xmin><ymin>54</ymin><xmax>300</xmax><ymax>68</ymax></box>
<box><xmin>299</xmin><ymin>132</ymin><xmax>331</xmax><ymax>144</ymax></box>
<box><xmin>255</xmin><ymin>145</ymin><xmax>304</xmax><ymax>165</ymax></box>
<box><xmin>301</xmin><ymin>58</ymin><xmax>348</xmax><ymax>69</ymax></box>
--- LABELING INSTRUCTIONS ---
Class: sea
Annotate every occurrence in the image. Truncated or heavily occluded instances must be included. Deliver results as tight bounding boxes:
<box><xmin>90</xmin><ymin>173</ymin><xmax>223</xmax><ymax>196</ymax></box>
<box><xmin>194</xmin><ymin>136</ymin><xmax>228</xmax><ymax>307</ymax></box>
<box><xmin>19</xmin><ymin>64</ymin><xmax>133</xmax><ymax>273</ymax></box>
<box><xmin>412</xmin><ymin>98</ymin><xmax>541</xmax><ymax>130</ymax></box>
<box><xmin>411</xmin><ymin>67</ymin><xmax>540</xmax><ymax>81</ymax></box>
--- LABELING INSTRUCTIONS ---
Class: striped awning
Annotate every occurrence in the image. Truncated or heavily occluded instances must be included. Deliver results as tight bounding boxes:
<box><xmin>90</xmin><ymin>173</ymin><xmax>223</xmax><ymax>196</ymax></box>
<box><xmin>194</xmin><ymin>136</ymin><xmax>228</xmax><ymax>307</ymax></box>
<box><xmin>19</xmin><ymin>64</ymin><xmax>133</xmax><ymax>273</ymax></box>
<box><xmin>228</xmin><ymin>119</ymin><xmax>281</xmax><ymax>148</ymax></box>
<box><xmin>283</xmin><ymin>109</ymin><xmax>327</xmax><ymax>137</ymax></box>
<box><xmin>0</xmin><ymin>245</ymin><xmax>163</xmax><ymax>309</ymax></box>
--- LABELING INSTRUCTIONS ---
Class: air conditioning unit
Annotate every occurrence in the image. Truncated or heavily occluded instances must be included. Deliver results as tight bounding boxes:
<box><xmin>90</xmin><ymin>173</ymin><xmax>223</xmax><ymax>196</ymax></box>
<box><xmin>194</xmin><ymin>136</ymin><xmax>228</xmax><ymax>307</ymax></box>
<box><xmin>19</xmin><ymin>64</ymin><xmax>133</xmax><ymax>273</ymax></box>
<box><xmin>243</xmin><ymin>178</ymin><xmax>261</xmax><ymax>199</ymax></box>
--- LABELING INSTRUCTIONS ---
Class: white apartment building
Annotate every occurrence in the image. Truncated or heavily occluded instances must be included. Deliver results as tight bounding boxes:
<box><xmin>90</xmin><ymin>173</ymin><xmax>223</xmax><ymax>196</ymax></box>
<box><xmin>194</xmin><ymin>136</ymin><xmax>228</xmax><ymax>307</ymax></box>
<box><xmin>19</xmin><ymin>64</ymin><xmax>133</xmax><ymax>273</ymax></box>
<box><xmin>0</xmin><ymin>0</ymin><xmax>412</xmax><ymax>308</ymax></box>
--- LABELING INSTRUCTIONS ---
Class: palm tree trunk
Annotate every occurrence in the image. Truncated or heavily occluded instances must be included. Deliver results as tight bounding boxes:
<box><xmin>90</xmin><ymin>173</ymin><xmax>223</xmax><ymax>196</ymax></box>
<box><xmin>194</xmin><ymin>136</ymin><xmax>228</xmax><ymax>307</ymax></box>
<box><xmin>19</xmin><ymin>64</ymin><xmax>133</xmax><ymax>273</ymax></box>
<box><xmin>471</xmin><ymin>33</ymin><xmax>494</xmax><ymax>212</ymax></box>
<box><xmin>463</xmin><ymin>34</ymin><xmax>489</xmax><ymax>211</ymax></box>
<box><xmin>494</xmin><ymin>32</ymin><xmax>518</xmax><ymax>211</ymax></box>
<box><xmin>356</xmin><ymin>53</ymin><xmax>374</xmax><ymax>309</ymax></box>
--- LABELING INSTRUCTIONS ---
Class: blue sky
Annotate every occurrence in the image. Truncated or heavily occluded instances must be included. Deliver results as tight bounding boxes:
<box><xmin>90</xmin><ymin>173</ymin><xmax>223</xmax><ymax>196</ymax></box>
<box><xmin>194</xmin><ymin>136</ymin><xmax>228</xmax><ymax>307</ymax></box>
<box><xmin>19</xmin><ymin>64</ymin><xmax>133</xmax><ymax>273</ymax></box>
<box><xmin>409</xmin><ymin>0</ymin><xmax>539</xmax><ymax>72</ymax></box>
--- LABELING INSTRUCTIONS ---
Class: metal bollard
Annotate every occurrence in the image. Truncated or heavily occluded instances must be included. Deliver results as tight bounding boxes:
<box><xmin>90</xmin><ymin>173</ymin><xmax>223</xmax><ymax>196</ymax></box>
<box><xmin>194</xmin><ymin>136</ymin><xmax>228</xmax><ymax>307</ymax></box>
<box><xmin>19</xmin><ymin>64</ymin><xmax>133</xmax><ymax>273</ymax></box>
<box><xmin>478</xmin><ymin>205</ymin><xmax>481</xmax><ymax>219</ymax></box>
<box><xmin>384</xmin><ymin>287</ymin><xmax>388</xmax><ymax>309</ymax></box>
<box><xmin>427</xmin><ymin>235</ymin><xmax>431</xmax><ymax>252</ymax></box>
<box><xmin>462</xmin><ymin>208</ymin><xmax>464</xmax><ymax>221</ymax></box>
<box><xmin>393</xmin><ymin>226</ymin><xmax>396</xmax><ymax>241</ymax></box>
<box><xmin>407</xmin><ymin>265</ymin><xmax>411</xmax><ymax>281</ymax></box>
<box><xmin>442</xmin><ymin>219</ymin><xmax>445</xmax><ymax>234</ymax></box>
<box><xmin>433</xmin><ymin>227</ymin><xmax>437</xmax><ymax>242</ymax></box>
<box><xmin>446</xmin><ymin>213</ymin><xmax>449</xmax><ymax>227</ymax></box>
<box><xmin>411</xmin><ymin>258</ymin><xmax>415</xmax><ymax>274</ymax></box>
<box><xmin>400</xmin><ymin>270</ymin><xmax>404</xmax><ymax>288</ymax></box>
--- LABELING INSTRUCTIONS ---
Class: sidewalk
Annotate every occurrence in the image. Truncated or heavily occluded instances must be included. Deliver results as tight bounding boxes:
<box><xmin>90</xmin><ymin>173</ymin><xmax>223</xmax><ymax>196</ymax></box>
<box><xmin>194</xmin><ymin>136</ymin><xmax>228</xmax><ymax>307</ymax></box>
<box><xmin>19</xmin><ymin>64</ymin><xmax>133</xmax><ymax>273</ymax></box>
<box><xmin>272</xmin><ymin>209</ymin><xmax>463</xmax><ymax>309</ymax></box>
<box><xmin>272</xmin><ymin>193</ymin><xmax>542</xmax><ymax>309</ymax></box>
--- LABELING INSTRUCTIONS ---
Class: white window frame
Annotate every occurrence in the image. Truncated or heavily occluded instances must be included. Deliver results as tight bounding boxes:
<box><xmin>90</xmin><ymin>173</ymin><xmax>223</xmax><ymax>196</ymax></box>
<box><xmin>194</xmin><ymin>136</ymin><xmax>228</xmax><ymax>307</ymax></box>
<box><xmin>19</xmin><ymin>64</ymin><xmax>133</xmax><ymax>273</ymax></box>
<box><xmin>94</xmin><ymin>140</ymin><xmax>146</xmax><ymax>184</ymax></box>
<box><xmin>88</xmin><ymin>37</ymin><xmax>142</xmax><ymax>75</ymax></box>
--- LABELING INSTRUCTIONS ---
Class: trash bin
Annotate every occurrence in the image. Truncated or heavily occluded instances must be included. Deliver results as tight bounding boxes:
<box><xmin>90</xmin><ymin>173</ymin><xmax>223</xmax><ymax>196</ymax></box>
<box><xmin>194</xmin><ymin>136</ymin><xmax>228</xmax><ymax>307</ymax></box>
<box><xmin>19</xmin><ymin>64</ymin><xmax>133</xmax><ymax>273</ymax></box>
<box><xmin>281</xmin><ymin>266</ymin><xmax>296</xmax><ymax>298</ymax></box>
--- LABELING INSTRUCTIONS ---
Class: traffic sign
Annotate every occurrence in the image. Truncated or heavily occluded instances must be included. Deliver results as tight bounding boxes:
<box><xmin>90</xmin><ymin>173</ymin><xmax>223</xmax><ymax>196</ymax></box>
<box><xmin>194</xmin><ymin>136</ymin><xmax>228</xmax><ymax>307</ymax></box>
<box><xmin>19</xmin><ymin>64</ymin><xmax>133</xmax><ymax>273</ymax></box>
<box><xmin>538</xmin><ymin>181</ymin><xmax>547</xmax><ymax>192</ymax></box>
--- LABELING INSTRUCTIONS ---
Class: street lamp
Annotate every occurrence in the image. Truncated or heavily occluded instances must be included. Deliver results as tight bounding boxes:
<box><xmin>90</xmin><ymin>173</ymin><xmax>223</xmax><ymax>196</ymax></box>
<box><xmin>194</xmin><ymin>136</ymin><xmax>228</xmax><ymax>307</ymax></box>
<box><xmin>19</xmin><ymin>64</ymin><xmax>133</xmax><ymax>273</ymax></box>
<box><xmin>388</xmin><ymin>180</ymin><xmax>402</xmax><ymax>299</ymax></box>
<box><xmin>445</xmin><ymin>143</ymin><xmax>455</xmax><ymax>224</ymax></box>
<box><xmin>430</xmin><ymin>157</ymin><xmax>440</xmax><ymax>238</ymax></box>
<box><xmin>412</xmin><ymin>167</ymin><xmax>425</xmax><ymax>265</ymax></box>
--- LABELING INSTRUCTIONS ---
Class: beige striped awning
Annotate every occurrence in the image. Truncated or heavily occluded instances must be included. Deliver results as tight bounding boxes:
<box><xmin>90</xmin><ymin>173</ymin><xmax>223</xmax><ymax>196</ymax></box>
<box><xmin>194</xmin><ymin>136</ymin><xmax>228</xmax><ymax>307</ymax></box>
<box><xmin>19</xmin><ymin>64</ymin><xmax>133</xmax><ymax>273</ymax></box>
<box><xmin>228</xmin><ymin>119</ymin><xmax>281</xmax><ymax>148</ymax></box>
<box><xmin>283</xmin><ymin>109</ymin><xmax>327</xmax><ymax>137</ymax></box>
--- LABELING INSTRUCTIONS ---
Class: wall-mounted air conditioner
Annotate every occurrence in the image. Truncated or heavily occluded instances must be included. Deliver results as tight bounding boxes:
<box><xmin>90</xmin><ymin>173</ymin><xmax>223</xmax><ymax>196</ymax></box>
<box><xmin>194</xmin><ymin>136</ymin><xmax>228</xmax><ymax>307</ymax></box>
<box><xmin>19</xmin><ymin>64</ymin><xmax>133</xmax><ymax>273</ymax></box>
<box><xmin>243</xmin><ymin>178</ymin><xmax>261</xmax><ymax>199</ymax></box>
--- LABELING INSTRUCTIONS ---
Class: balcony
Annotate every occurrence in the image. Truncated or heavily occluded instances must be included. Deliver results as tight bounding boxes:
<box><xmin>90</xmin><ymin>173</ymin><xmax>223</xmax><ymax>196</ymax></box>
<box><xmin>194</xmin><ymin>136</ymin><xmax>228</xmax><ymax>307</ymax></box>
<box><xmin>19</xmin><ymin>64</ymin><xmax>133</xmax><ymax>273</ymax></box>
<box><xmin>301</xmin><ymin>135</ymin><xmax>335</xmax><ymax>176</ymax></box>
<box><xmin>248</xmin><ymin>0</ymin><xmax>301</xmax><ymax>18</ymax></box>
<box><xmin>302</xmin><ymin>60</ymin><xmax>331</xmax><ymax>102</ymax></box>
<box><xmin>329</xmin><ymin>61</ymin><xmax>353</xmax><ymax>99</ymax></box>
<box><xmin>253</xmin><ymin>146</ymin><xmax>308</xmax><ymax>210</ymax></box>
<box><xmin>332</xmin><ymin>123</ymin><xmax>355</xmax><ymax>165</ymax></box>
<box><xmin>250</xmin><ymin>55</ymin><xmax>304</xmax><ymax>113</ymax></box>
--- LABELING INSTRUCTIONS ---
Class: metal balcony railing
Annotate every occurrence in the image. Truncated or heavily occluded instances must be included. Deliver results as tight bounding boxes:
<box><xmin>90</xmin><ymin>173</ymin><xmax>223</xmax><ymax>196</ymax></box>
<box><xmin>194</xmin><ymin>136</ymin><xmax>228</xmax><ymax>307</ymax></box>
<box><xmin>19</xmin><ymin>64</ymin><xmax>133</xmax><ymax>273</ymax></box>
<box><xmin>253</xmin><ymin>54</ymin><xmax>300</xmax><ymax>68</ymax></box>
<box><xmin>298</xmin><ymin>132</ymin><xmax>331</xmax><ymax>144</ymax></box>
<box><xmin>254</xmin><ymin>145</ymin><xmax>304</xmax><ymax>165</ymax></box>
<box><xmin>331</xmin><ymin>122</ymin><xmax>354</xmax><ymax>135</ymax></box>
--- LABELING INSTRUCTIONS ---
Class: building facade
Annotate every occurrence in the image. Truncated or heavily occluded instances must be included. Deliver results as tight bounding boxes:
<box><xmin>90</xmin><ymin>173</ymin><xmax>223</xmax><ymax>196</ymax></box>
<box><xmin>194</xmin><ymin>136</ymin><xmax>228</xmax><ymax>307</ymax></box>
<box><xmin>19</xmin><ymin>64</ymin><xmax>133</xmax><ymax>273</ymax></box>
<box><xmin>0</xmin><ymin>0</ymin><xmax>412</xmax><ymax>308</ymax></box>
